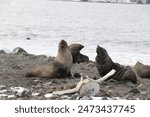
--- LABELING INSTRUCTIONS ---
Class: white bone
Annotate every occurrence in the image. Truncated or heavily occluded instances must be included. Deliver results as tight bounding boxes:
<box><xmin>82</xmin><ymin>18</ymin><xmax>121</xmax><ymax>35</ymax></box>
<box><xmin>52</xmin><ymin>69</ymin><xmax>116</xmax><ymax>95</ymax></box>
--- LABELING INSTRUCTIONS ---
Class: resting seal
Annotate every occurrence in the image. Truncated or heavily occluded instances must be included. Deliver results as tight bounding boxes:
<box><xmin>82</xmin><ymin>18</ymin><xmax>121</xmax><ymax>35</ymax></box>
<box><xmin>95</xmin><ymin>45</ymin><xmax>137</xmax><ymax>83</ymax></box>
<box><xmin>69</xmin><ymin>44</ymin><xmax>89</xmax><ymax>63</ymax></box>
<box><xmin>133</xmin><ymin>61</ymin><xmax>150</xmax><ymax>79</ymax></box>
<box><xmin>26</xmin><ymin>40</ymin><xmax>73</xmax><ymax>78</ymax></box>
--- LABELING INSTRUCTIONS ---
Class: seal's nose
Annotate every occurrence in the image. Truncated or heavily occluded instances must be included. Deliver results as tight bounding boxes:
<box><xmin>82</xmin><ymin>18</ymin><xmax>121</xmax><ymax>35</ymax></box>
<box><xmin>59</xmin><ymin>40</ymin><xmax>67</xmax><ymax>48</ymax></box>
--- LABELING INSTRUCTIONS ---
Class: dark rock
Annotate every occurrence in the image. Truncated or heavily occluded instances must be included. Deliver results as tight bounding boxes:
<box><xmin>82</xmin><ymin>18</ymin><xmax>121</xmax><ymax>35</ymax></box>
<box><xmin>74</xmin><ymin>73</ymin><xmax>81</xmax><ymax>78</ymax></box>
<box><xmin>47</xmin><ymin>57</ymin><xmax>55</xmax><ymax>61</ymax></box>
<box><xmin>12</xmin><ymin>65</ymin><xmax>22</xmax><ymax>70</ymax></box>
<box><xmin>102</xmin><ymin>96</ymin><xmax>108</xmax><ymax>100</ymax></box>
<box><xmin>0</xmin><ymin>50</ymin><xmax>6</xmax><ymax>54</ymax></box>
<box><xmin>37</xmin><ymin>55</ymin><xmax>48</xmax><ymax>59</ymax></box>
<box><xmin>80</xmin><ymin>96</ymin><xmax>92</xmax><ymax>100</ymax></box>
<box><xmin>12</xmin><ymin>87</ymin><xmax>32</xmax><ymax>98</ymax></box>
<box><xmin>26</xmin><ymin>37</ymin><xmax>31</xmax><ymax>40</ymax></box>
<box><xmin>128</xmin><ymin>88</ymin><xmax>140</xmax><ymax>94</ymax></box>
<box><xmin>15</xmin><ymin>90</ymin><xmax>32</xmax><ymax>97</ymax></box>
<box><xmin>70</xmin><ymin>93</ymin><xmax>79</xmax><ymax>100</ymax></box>
<box><xmin>13</xmin><ymin>47</ymin><xmax>28</xmax><ymax>54</ymax></box>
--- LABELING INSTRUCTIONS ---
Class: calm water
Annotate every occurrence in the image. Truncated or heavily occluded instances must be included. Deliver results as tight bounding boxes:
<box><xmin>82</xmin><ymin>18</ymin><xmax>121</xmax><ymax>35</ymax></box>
<box><xmin>0</xmin><ymin>0</ymin><xmax>150</xmax><ymax>65</ymax></box>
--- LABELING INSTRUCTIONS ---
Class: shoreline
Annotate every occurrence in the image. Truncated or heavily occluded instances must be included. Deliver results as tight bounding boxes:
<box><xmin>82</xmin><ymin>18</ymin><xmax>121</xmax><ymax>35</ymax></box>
<box><xmin>0</xmin><ymin>48</ymin><xmax>150</xmax><ymax>100</ymax></box>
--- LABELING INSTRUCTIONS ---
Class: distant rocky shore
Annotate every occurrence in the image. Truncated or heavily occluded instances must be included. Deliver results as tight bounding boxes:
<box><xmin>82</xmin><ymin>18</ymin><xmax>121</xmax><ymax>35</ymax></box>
<box><xmin>61</xmin><ymin>0</ymin><xmax>150</xmax><ymax>4</ymax></box>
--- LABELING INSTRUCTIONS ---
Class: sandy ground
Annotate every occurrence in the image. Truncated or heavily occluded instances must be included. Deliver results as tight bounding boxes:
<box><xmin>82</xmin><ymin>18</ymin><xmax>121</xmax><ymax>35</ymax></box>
<box><xmin>0</xmin><ymin>51</ymin><xmax>150</xmax><ymax>100</ymax></box>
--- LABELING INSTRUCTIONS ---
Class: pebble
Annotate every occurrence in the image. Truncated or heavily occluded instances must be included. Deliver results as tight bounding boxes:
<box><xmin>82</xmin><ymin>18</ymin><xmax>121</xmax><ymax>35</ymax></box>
<box><xmin>80</xmin><ymin>96</ymin><xmax>92</xmax><ymax>100</ymax></box>
<box><xmin>102</xmin><ymin>96</ymin><xmax>108</xmax><ymax>100</ymax></box>
<box><xmin>44</xmin><ymin>93</ymin><xmax>53</xmax><ymax>98</ymax></box>
<box><xmin>74</xmin><ymin>73</ymin><xmax>81</xmax><ymax>78</ymax></box>
<box><xmin>0</xmin><ymin>89</ymin><xmax>7</xmax><ymax>93</ymax></box>
<box><xmin>32</xmin><ymin>93</ymin><xmax>40</xmax><ymax>96</ymax></box>
<box><xmin>0</xmin><ymin>85</ymin><xmax>7</xmax><ymax>90</ymax></box>
<box><xmin>7</xmin><ymin>95</ymin><xmax>15</xmax><ymax>99</ymax></box>
<box><xmin>128</xmin><ymin>88</ymin><xmax>140</xmax><ymax>94</ymax></box>
<box><xmin>0</xmin><ymin>94</ymin><xmax>8</xmax><ymax>98</ymax></box>
<box><xmin>26</xmin><ymin>37</ymin><xmax>31</xmax><ymax>40</ymax></box>
<box><xmin>11</xmin><ymin>87</ymin><xmax>32</xmax><ymax>97</ymax></box>
<box><xmin>48</xmin><ymin>94</ymin><xmax>60</xmax><ymax>100</ymax></box>
<box><xmin>33</xmin><ymin>79</ymin><xmax>40</xmax><ymax>84</ymax></box>
<box><xmin>140</xmin><ymin>91</ymin><xmax>147</xmax><ymax>95</ymax></box>
<box><xmin>61</xmin><ymin>95</ymin><xmax>69</xmax><ymax>99</ymax></box>
<box><xmin>43</xmin><ymin>82</ymin><xmax>52</xmax><ymax>86</ymax></box>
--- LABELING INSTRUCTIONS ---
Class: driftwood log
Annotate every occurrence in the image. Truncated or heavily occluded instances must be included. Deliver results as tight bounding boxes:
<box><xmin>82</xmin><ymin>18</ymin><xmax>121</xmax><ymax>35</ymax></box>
<box><xmin>52</xmin><ymin>69</ymin><xmax>116</xmax><ymax>95</ymax></box>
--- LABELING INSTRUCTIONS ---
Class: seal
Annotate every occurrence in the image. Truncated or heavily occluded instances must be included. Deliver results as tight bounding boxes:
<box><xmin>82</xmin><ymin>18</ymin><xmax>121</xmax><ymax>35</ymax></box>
<box><xmin>95</xmin><ymin>45</ymin><xmax>137</xmax><ymax>83</ymax></box>
<box><xmin>69</xmin><ymin>44</ymin><xmax>89</xmax><ymax>63</ymax></box>
<box><xmin>26</xmin><ymin>40</ymin><xmax>73</xmax><ymax>78</ymax></box>
<box><xmin>133</xmin><ymin>61</ymin><xmax>150</xmax><ymax>79</ymax></box>
<box><xmin>95</xmin><ymin>45</ymin><xmax>114</xmax><ymax>77</ymax></box>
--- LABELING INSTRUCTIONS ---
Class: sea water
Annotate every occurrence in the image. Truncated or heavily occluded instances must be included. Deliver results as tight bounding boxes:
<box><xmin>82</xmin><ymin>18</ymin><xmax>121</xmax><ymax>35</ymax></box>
<box><xmin>0</xmin><ymin>0</ymin><xmax>150</xmax><ymax>65</ymax></box>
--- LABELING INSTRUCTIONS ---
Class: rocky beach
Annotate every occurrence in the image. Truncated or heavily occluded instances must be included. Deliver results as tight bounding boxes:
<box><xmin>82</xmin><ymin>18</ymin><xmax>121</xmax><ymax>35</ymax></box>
<box><xmin>0</xmin><ymin>48</ymin><xmax>150</xmax><ymax>100</ymax></box>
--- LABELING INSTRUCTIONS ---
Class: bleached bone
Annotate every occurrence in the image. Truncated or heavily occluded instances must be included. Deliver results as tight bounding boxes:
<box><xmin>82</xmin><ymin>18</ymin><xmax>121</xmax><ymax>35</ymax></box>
<box><xmin>79</xmin><ymin>81</ymin><xmax>100</xmax><ymax>97</ymax></box>
<box><xmin>52</xmin><ymin>69</ymin><xmax>116</xmax><ymax>95</ymax></box>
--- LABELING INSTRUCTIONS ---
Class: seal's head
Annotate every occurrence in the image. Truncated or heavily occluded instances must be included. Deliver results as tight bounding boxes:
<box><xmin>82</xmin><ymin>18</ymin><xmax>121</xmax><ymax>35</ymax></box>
<box><xmin>59</xmin><ymin>40</ymin><xmax>68</xmax><ymax>49</ymax></box>
<box><xmin>96</xmin><ymin>45</ymin><xmax>108</xmax><ymax>57</ymax></box>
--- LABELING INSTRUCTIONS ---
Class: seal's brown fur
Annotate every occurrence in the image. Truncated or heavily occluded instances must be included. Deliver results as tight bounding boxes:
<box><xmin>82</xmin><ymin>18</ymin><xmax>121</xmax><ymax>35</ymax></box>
<box><xmin>69</xmin><ymin>44</ymin><xmax>89</xmax><ymax>63</ymax></box>
<box><xmin>95</xmin><ymin>45</ymin><xmax>137</xmax><ymax>83</ymax></box>
<box><xmin>26</xmin><ymin>40</ymin><xmax>73</xmax><ymax>78</ymax></box>
<box><xmin>134</xmin><ymin>61</ymin><xmax>150</xmax><ymax>79</ymax></box>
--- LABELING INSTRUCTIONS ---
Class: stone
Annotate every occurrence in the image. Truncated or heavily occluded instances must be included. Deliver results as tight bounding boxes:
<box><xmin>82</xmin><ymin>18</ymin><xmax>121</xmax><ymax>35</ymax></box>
<box><xmin>80</xmin><ymin>96</ymin><xmax>92</xmax><ymax>100</ymax></box>
<box><xmin>102</xmin><ymin>96</ymin><xmax>108</xmax><ymax>100</ymax></box>
<box><xmin>13</xmin><ymin>47</ymin><xmax>27</xmax><ymax>54</ymax></box>
<box><xmin>11</xmin><ymin>87</ymin><xmax>32</xmax><ymax>97</ymax></box>
<box><xmin>74</xmin><ymin>73</ymin><xmax>81</xmax><ymax>78</ymax></box>
<box><xmin>0</xmin><ymin>85</ymin><xmax>7</xmax><ymax>90</ymax></box>
<box><xmin>44</xmin><ymin>93</ymin><xmax>53</xmax><ymax>98</ymax></box>
<box><xmin>26</xmin><ymin>37</ymin><xmax>31</xmax><ymax>40</ymax></box>
<box><xmin>33</xmin><ymin>79</ymin><xmax>40</xmax><ymax>84</ymax></box>
<box><xmin>7</xmin><ymin>95</ymin><xmax>15</xmax><ymax>100</ymax></box>
<box><xmin>128</xmin><ymin>88</ymin><xmax>140</xmax><ymax>94</ymax></box>
<box><xmin>43</xmin><ymin>82</ymin><xmax>52</xmax><ymax>87</ymax></box>
<box><xmin>48</xmin><ymin>94</ymin><xmax>60</xmax><ymax>100</ymax></box>
<box><xmin>0</xmin><ymin>50</ymin><xmax>6</xmax><ymax>54</ymax></box>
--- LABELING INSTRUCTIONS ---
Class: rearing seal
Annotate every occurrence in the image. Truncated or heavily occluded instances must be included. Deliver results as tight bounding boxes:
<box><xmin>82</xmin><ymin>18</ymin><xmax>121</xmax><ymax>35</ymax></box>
<box><xmin>95</xmin><ymin>45</ymin><xmax>137</xmax><ymax>83</ymax></box>
<box><xmin>26</xmin><ymin>40</ymin><xmax>73</xmax><ymax>78</ymax></box>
